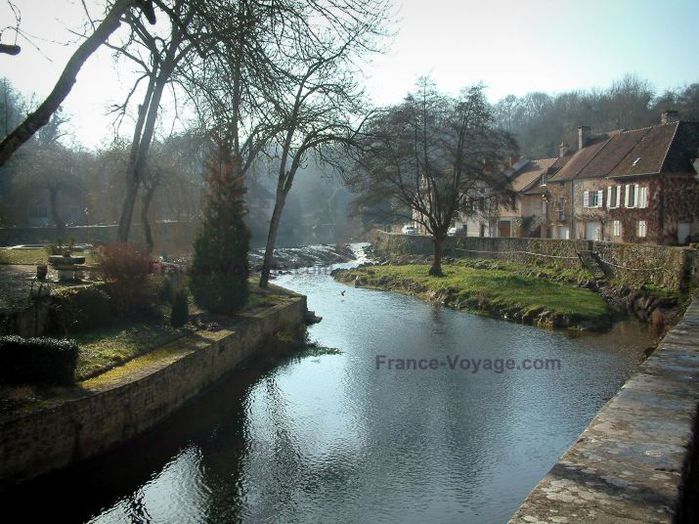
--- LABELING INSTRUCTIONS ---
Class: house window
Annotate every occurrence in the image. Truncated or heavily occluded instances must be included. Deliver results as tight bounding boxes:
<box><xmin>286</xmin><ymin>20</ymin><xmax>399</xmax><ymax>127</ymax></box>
<box><xmin>540</xmin><ymin>174</ymin><xmax>547</xmax><ymax>186</ymax></box>
<box><xmin>612</xmin><ymin>220</ymin><xmax>621</xmax><ymax>237</ymax></box>
<box><xmin>637</xmin><ymin>220</ymin><xmax>647</xmax><ymax>238</ymax></box>
<box><xmin>638</xmin><ymin>186</ymin><xmax>649</xmax><ymax>208</ymax></box>
<box><xmin>607</xmin><ymin>186</ymin><xmax>620</xmax><ymax>209</ymax></box>
<box><xmin>583</xmin><ymin>190</ymin><xmax>603</xmax><ymax>208</ymax></box>
<box><xmin>625</xmin><ymin>183</ymin><xmax>639</xmax><ymax>208</ymax></box>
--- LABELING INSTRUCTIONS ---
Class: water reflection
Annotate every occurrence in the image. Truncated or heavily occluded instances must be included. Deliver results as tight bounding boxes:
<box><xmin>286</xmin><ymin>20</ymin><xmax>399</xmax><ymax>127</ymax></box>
<box><xmin>0</xmin><ymin>247</ymin><xmax>654</xmax><ymax>523</ymax></box>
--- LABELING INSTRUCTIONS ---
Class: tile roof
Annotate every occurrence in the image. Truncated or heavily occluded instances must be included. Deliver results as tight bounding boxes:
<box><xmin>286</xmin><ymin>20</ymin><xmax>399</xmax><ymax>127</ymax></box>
<box><xmin>547</xmin><ymin>121</ymin><xmax>699</xmax><ymax>182</ymax></box>
<box><xmin>510</xmin><ymin>158</ymin><xmax>557</xmax><ymax>193</ymax></box>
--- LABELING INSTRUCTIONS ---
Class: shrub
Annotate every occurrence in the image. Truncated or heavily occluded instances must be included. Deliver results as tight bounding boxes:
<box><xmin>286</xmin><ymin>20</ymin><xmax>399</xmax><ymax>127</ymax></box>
<box><xmin>170</xmin><ymin>289</ymin><xmax>189</xmax><ymax>328</ymax></box>
<box><xmin>96</xmin><ymin>243</ymin><xmax>152</xmax><ymax>316</ymax></box>
<box><xmin>159</xmin><ymin>274</ymin><xmax>176</xmax><ymax>304</ymax></box>
<box><xmin>189</xmin><ymin>143</ymin><xmax>249</xmax><ymax>314</ymax></box>
<box><xmin>51</xmin><ymin>286</ymin><xmax>112</xmax><ymax>333</ymax></box>
<box><xmin>0</xmin><ymin>335</ymin><xmax>78</xmax><ymax>385</ymax></box>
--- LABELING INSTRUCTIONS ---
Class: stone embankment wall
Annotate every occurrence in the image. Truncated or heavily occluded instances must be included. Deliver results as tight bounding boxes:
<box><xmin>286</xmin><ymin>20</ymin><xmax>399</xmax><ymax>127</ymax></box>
<box><xmin>508</xmin><ymin>298</ymin><xmax>699</xmax><ymax>523</ymax></box>
<box><xmin>0</xmin><ymin>295</ymin><xmax>306</xmax><ymax>488</ymax></box>
<box><xmin>372</xmin><ymin>231</ymin><xmax>696</xmax><ymax>291</ymax></box>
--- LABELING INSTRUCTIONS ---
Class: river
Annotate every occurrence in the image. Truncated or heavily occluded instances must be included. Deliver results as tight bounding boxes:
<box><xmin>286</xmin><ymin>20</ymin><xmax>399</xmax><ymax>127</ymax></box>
<box><xmin>1</xmin><ymin>245</ymin><xmax>655</xmax><ymax>523</ymax></box>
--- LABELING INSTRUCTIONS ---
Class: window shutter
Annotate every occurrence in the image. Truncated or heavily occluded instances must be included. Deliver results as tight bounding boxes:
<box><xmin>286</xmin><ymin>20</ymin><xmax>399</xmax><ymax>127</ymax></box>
<box><xmin>607</xmin><ymin>187</ymin><xmax>613</xmax><ymax>209</ymax></box>
<box><xmin>597</xmin><ymin>190</ymin><xmax>603</xmax><ymax>208</ymax></box>
<box><xmin>583</xmin><ymin>191</ymin><xmax>589</xmax><ymax>208</ymax></box>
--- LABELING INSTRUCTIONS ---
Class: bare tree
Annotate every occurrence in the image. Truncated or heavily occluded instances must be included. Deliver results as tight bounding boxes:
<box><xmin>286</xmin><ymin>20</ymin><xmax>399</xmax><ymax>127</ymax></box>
<box><xmin>0</xmin><ymin>1</ymin><xmax>21</xmax><ymax>55</ymax></box>
<box><xmin>258</xmin><ymin>47</ymin><xmax>369</xmax><ymax>287</ymax></box>
<box><xmin>11</xmin><ymin>111</ymin><xmax>84</xmax><ymax>232</ymax></box>
<box><xmin>348</xmin><ymin>79</ymin><xmax>516</xmax><ymax>276</ymax></box>
<box><xmin>0</xmin><ymin>78</ymin><xmax>25</xmax><ymax>138</ymax></box>
<box><xmin>111</xmin><ymin>0</ymin><xmax>203</xmax><ymax>241</ymax></box>
<box><xmin>0</xmin><ymin>0</ymin><xmax>156</xmax><ymax>167</ymax></box>
<box><xmin>256</xmin><ymin>0</ymin><xmax>390</xmax><ymax>287</ymax></box>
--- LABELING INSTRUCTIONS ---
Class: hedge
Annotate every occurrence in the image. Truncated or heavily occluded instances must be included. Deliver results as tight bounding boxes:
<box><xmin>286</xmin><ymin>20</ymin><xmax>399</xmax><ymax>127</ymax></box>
<box><xmin>0</xmin><ymin>336</ymin><xmax>78</xmax><ymax>385</ymax></box>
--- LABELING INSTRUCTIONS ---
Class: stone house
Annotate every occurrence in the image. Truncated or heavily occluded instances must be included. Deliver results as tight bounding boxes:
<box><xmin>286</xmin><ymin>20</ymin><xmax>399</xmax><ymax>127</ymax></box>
<box><xmin>497</xmin><ymin>157</ymin><xmax>559</xmax><ymax>237</ymax></box>
<box><xmin>409</xmin><ymin>112</ymin><xmax>699</xmax><ymax>244</ymax></box>
<box><xmin>543</xmin><ymin>112</ymin><xmax>699</xmax><ymax>244</ymax></box>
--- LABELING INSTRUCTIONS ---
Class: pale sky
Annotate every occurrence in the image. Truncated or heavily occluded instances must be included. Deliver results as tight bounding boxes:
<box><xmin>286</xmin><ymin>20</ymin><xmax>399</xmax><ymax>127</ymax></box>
<box><xmin>2</xmin><ymin>0</ymin><xmax>698</xmax><ymax>149</ymax></box>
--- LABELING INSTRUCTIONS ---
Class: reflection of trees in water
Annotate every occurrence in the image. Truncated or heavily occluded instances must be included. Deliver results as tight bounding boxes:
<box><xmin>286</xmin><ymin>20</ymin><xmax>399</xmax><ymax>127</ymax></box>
<box><xmin>125</xmin><ymin>487</ymin><xmax>153</xmax><ymax>523</ymax></box>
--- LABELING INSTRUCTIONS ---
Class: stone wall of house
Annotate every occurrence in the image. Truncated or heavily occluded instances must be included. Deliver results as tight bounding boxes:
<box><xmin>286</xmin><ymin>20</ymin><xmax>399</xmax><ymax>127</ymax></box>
<box><xmin>661</xmin><ymin>174</ymin><xmax>699</xmax><ymax>243</ymax></box>
<box><xmin>0</xmin><ymin>221</ymin><xmax>196</xmax><ymax>254</ymax></box>
<box><xmin>374</xmin><ymin>231</ymin><xmax>695</xmax><ymax>291</ymax></box>
<box><xmin>0</xmin><ymin>295</ymin><xmax>307</xmax><ymax>488</ymax></box>
<box><xmin>607</xmin><ymin>177</ymin><xmax>662</xmax><ymax>244</ymax></box>
<box><xmin>544</xmin><ymin>180</ymin><xmax>573</xmax><ymax>237</ymax></box>
<box><xmin>519</xmin><ymin>194</ymin><xmax>546</xmax><ymax>237</ymax></box>
<box><xmin>544</xmin><ymin>175</ymin><xmax>699</xmax><ymax>245</ymax></box>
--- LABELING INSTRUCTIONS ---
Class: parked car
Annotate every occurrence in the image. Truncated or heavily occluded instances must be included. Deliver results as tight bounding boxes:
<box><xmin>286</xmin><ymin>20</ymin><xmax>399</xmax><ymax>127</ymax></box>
<box><xmin>402</xmin><ymin>224</ymin><xmax>418</xmax><ymax>235</ymax></box>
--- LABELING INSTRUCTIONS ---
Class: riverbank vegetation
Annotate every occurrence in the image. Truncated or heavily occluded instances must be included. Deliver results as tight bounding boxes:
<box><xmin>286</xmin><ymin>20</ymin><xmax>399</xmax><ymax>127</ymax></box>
<box><xmin>0</xmin><ymin>280</ymin><xmax>298</xmax><ymax>417</ymax></box>
<box><xmin>334</xmin><ymin>260</ymin><xmax>612</xmax><ymax>330</ymax></box>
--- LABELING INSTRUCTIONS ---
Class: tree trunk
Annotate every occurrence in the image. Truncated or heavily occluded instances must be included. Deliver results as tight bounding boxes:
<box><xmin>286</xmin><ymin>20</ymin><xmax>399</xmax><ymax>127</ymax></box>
<box><xmin>118</xmin><ymin>178</ymin><xmax>141</xmax><ymax>242</ymax></box>
<box><xmin>0</xmin><ymin>0</ymin><xmax>134</xmax><ymax>167</ymax></box>
<box><xmin>141</xmin><ymin>185</ymin><xmax>156</xmax><ymax>253</ymax></box>
<box><xmin>117</xmin><ymin>56</ymin><xmax>174</xmax><ymax>242</ymax></box>
<box><xmin>429</xmin><ymin>235</ymin><xmax>444</xmax><ymax>276</ymax></box>
<box><xmin>259</xmin><ymin>192</ymin><xmax>287</xmax><ymax>288</ymax></box>
<box><xmin>48</xmin><ymin>186</ymin><xmax>65</xmax><ymax>233</ymax></box>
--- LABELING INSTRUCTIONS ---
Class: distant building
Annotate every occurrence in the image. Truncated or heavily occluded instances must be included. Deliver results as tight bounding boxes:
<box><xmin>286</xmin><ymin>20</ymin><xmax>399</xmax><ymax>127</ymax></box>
<box><xmin>543</xmin><ymin>112</ymin><xmax>699</xmax><ymax>244</ymax></box>
<box><xmin>403</xmin><ymin>113</ymin><xmax>699</xmax><ymax>245</ymax></box>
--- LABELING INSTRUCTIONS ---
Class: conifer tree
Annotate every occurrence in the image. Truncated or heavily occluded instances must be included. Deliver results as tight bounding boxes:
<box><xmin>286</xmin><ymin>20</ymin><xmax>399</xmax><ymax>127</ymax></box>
<box><xmin>189</xmin><ymin>141</ymin><xmax>249</xmax><ymax>313</ymax></box>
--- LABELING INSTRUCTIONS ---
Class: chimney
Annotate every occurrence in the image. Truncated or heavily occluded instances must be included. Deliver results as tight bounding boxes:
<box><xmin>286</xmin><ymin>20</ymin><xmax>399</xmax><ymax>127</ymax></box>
<box><xmin>661</xmin><ymin>110</ymin><xmax>679</xmax><ymax>124</ymax></box>
<box><xmin>559</xmin><ymin>142</ymin><xmax>569</xmax><ymax>158</ymax></box>
<box><xmin>509</xmin><ymin>153</ymin><xmax>520</xmax><ymax>168</ymax></box>
<box><xmin>578</xmin><ymin>126</ymin><xmax>591</xmax><ymax>150</ymax></box>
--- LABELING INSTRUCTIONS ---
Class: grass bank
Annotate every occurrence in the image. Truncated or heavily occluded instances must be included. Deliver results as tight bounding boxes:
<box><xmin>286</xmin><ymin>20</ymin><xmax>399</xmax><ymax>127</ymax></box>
<box><xmin>0</xmin><ymin>247</ymin><xmax>98</xmax><ymax>266</ymax></box>
<box><xmin>334</xmin><ymin>261</ymin><xmax>612</xmax><ymax>330</ymax></box>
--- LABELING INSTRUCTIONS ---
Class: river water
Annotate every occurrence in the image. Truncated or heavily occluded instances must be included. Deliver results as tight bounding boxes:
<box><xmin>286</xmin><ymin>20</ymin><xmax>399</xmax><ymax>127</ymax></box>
<box><xmin>2</xmin><ymin>245</ymin><xmax>655</xmax><ymax>523</ymax></box>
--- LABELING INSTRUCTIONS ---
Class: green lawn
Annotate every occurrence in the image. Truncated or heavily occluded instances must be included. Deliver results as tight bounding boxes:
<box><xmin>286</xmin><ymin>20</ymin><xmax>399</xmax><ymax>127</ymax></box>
<box><xmin>0</xmin><ymin>248</ymin><xmax>49</xmax><ymax>265</ymax></box>
<box><xmin>341</xmin><ymin>263</ymin><xmax>609</xmax><ymax>319</ymax></box>
<box><xmin>0</xmin><ymin>247</ymin><xmax>97</xmax><ymax>266</ymax></box>
<box><xmin>75</xmin><ymin>281</ymin><xmax>296</xmax><ymax>380</ymax></box>
<box><xmin>73</xmin><ymin>322</ymin><xmax>183</xmax><ymax>380</ymax></box>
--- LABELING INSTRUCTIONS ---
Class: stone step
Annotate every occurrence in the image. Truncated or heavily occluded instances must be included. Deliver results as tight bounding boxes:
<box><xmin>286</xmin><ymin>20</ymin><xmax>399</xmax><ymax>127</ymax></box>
<box><xmin>577</xmin><ymin>250</ymin><xmax>607</xmax><ymax>279</ymax></box>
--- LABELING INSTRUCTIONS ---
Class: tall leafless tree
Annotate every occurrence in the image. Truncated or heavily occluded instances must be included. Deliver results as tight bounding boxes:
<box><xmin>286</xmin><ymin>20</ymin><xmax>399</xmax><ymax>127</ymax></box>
<box><xmin>256</xmin><ymin>0</ymin><xmax>390</xmax><ymax>287</ymax></box>
<box><xmin>111</xmin><ymin>0</ymin><xmax>203</xmax><ymax>241</ymax></box>
<box><xmin>0</xmin><ymin>0</ymin><xmax>156</xmax><ymax>167</ymax></box>
<box><xmin>348</xmin><ymin>79</ymin><xmax>516</xmax><ymax>276</ymax></box>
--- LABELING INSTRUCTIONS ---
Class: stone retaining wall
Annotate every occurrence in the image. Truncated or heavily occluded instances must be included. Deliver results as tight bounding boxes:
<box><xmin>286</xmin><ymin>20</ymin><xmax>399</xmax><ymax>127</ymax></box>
<box><xmin>0</xmin><ymin>294</ymin><xmax>306</xmax><ymax>488</ymax></box>
<box><xmin>373</xmin><ymin>231</ymin><xmax>695</xmax><ymax>291</ymax></box>
<box><xmin>508</xmin><ymin>298</ymin><xmax>699</xmax><ymax>523</ymax></box>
